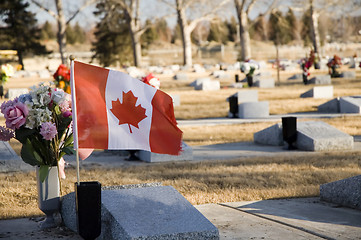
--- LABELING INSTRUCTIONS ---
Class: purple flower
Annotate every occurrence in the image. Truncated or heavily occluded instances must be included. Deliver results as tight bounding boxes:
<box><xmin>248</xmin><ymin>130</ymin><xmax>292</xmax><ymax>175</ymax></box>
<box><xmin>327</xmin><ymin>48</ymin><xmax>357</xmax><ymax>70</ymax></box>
<box><xmin>0</xmin><ymin>126</ymin><xmax>14</xmax><ymax>141</ymax></box>
<box><xmin>40</xmin><ymin>122</ymin><xmax>58</xmax><ymax>140</ymax></box>
<box><xmin>4</xmin><ymin>102</ymin><xmax>28</xmax><ymax>130</ymax></box>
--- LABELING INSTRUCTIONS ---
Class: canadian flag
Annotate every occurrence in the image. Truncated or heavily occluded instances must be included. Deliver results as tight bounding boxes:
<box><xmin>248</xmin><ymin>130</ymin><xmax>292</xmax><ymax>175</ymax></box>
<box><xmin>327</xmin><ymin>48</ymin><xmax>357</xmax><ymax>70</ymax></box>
<box><xmin>72</xmin><ymin>61</ymin><xmax>182</xmax><ymax>155</ymax></box>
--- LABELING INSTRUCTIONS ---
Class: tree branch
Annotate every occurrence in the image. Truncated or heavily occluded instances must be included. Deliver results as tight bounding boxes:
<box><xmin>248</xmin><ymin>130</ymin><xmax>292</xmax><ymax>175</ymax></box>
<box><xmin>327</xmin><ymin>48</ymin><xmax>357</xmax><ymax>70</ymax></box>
<box><xmin>31</xmin><ymin>0</ymin><xmax>58</xmax><ymax>19</ymax></box>
<box><xmin>66</xmin><ymin>0</ymin><xmax>97</xmax><ymax>25</ymax></box>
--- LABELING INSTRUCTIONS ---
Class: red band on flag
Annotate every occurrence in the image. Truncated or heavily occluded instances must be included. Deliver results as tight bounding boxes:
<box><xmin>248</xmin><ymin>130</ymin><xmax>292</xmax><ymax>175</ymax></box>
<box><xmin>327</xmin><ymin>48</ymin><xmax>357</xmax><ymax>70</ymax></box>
<box><xmin>150</xmin><ymin>91</ymin><xmax>182</xmax><ymax>155</ymax></box>
<box><xmin>74</xmin><ymin>61</ymin><xmax>109</xmax><ymax>149</ymax></box>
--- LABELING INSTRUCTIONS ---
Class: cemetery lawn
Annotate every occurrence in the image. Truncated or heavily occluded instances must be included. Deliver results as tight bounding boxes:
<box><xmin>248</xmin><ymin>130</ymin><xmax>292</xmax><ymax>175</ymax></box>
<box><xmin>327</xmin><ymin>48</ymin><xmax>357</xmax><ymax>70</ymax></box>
<box><xmin>1</xmin><ymin>152</ymin><xmax>361</xmax><ymax>219</ymax></box>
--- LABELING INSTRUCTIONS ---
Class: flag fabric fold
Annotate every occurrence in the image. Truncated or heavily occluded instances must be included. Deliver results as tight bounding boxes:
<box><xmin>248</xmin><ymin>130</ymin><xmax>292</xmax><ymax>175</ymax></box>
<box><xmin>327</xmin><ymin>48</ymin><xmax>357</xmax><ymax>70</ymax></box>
<box><xmin>71</xmin><ymin>61</ymin><xmax>182</xmax><ymax>155</ymax></box>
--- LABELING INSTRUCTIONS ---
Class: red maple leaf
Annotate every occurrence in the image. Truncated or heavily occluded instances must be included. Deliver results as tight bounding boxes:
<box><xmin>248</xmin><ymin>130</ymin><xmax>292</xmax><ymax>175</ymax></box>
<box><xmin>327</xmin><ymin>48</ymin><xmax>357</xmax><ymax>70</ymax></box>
<box><xmin>110</xmin><ymin>91</ymin><xmax>147</xmax><ymax>133</ymax></box>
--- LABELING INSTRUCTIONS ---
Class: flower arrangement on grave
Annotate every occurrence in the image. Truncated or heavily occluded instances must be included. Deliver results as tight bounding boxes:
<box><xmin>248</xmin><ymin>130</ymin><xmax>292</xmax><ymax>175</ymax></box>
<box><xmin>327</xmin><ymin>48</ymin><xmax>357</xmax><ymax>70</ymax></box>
<box><xmin>0</xmin><ymin>82</ymin><xmax>74</xmax><ymax>182</ymax></box>
<box><xmin>327</xmin><ymin>55</ymin><xmax>342</xmax><ymax>77</ymax></box>
<box><xmin>141</xmin><ymin>73</ymin><xmax>160</xmax><ymax>89</ymax></box>
<box><xmin>300</xmin><ymin>56</ymin><xmax>313</xmax><ymax>85</ymax></box>
<box><xmin>0</xmin><ymin>64</ymin><xmax>14</xmax><ymax>85</ymax></box>
<box><xmin>53</xmin><ymin>64</ymin><xmax>71</xmax><ymax>94</ymax></box>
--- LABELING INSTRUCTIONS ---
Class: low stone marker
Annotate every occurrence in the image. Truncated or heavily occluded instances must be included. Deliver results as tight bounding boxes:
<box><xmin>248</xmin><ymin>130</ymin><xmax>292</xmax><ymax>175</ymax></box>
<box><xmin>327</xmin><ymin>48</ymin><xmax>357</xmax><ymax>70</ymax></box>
<box><xmin>238</xmin><ymin>101</ymin><xmax>269</xmax><ymax>119</ymax></box>
<box><xmin>300</xmin><ymin>86</ymin><xmax>333</xmax><ymax>99</ymax></box>
<box><xmin>61</xmin><ymin>185</ymin><xmax>219</xmax><ymax>240</ymax></box>
<box><xmin>212</xmin><ymin>70</ymin><xmax>230</xmax><ymax>79</ymax></box>
<box><xmin>138</xmin><ymin>142</ymin><xmax>192</xmax><ymax>162</ymax></box>
<box><xmin>308</xmin><ymin>75</ymin><xmax>331</xmax><ymax>85</ymax></box>
<box><xmin>169</xmin><ymin>94</ymin><xmax>181</xmax><ymax>107</ymax></box>
<box><xmin>254</xmin><ymin>77</ymin><xmax>275</xmax><ymax>88</ymax></box>
<box><xmin>320</xmin><ymin>175</ymin><xmax>361</xmax><ymax>210</ymax></box>
<box><xmin>339</xmin><ymin>97</ymin><xmax>361</xmax><ymax>113</ymax></box>
<box><xmin>0</xmin><ymin>141</ymin><xmax>32</xmax><ymax>172</ymax></box>
<box><xmin>288</xmin><ymin>73</ymin><xmax>303</xmax><ymax>81</ymax></box>
<box><xmin>173</xmin><ymin>73</ymin><xmax>189</xmax><ymax>81</ymax></box>
<box><xmin>254</xmin><ymin>123</ymin><xmax>283</xmax><ymax>146</ymax></box>
<box><xmin>228</xmin><ymin>90</ymin><xmax>258</xmax><ymax>104</ymax></box>
<box><xmin>254</xmin><ymin>121</ymin><xmax>354</xmax><ymax>151</ymax></box>
<box><xmin>5</xmin><ymin>88</ymin><xmax>29</xmax><ymax>99</ymax></box>
<box><xmin>189</xmin><ymin>78</ymin><xmax>211</xmax><ymax>87</ymax></box>
<box><xmin>318</xmin><ymin>97</ymin><xmax>340</xmax><ymax>113</ymax></box>
<box><xmin>340</xmin><ymin>71</ymin><xmax>356</xmax><ymax>79</ymax></box>
<box><xmin>195</xmin><ymin>80</ymin><xmax>220</xmax><ymax>91</ymax></box>
<box><xmin>296</xmin><ymin>121</ymin><xmax>353</xmax><ymax>151</ymax></box>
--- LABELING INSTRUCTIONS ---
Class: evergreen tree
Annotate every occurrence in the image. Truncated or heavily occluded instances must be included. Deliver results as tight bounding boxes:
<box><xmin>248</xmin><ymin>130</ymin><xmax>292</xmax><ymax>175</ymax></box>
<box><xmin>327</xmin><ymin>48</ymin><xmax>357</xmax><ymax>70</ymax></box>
<box><xmin>226</xmin><ymin>17</ymin><xmax>238</xmax><ymax>42</ymax></box>
<box><xmin>301</xmin><ymin>8</ymin><xmax>313</xmax><ymax>47</ymax></box>
<box><xmin>268</xmin><ymin>10</ymin><xmax>292</xmax><ymax>45</ymax></box>
<box><xmin>207</xmin><ymin>18</ymin><xmax>228</xmax><ymax>44</ymax></box>
<box><xmin>91</xmin><ymin>1</ymin><xmax>132</xmax><ymax>67</ymax></box>
<box><xmin>0</xmin><ymin>0</ymin><xmax>47</xmax><ymax>69</ymax></box>
<box><xmin>154</xmin><ymin>18</ymin><xmax>171</xmax><ymax>42</ymax></box>
<box><xmin>73</xmin><ymin>22</ymin><xmax>86</xmax><ymax>44</ymax></box>
<box><xmin>66</xmin><ymin>22</ymin><xmax>86</xmax><ymax>45</ymax></box>
<box><xmin>40</xmin><ymin>21</ymin><xmax>55</xmax><ymax>40</ymax></box>
<box><xmin>251</xmin><ymin>14</ymin><xmax>268</xmax><ymax>41</ymax></box>
<box><xmin>285</xmin><ymin>8</ymin><xmax>300</xmax><ymax>41</ymax></box>
<box><xmin>141</xmin><ymin>20</ymin><xmax>158</xmax><ymax>49</ymax></box>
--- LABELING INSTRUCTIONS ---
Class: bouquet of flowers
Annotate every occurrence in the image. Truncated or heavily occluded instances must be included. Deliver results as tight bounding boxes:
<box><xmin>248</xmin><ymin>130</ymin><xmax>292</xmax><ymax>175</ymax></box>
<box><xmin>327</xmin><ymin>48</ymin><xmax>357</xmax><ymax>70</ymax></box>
<box><xmin>53</xmin><ymin>64</ymin><xmax>71</xmax><ymax>94</ymax></box>
<box><xmin>0</xmin><ymin>64</ymin><xmax>14</xmax><ymax>84</ymax></box>
<box><xmin>327</xmin><ymin>55</ymin><xmax>342</xmax><ymax>77</ymax></box>
<box><xmin>0</xmin><ymin>83</ymin><xmax>74</xmax><ymax>181</ymax></box>
<box><xmin>141</xmin><ymin>73</ymin><xmax>160</xmax><ymax>89</ymax></box>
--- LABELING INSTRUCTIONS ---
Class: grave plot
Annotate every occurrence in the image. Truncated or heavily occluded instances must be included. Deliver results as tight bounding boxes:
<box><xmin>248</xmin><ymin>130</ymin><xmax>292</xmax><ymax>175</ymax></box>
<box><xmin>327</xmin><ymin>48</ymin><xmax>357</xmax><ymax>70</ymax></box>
<box><xmin>300</xmin><ymin>86</ymin><xmax>333</xmax><ymax>99</ymax></box>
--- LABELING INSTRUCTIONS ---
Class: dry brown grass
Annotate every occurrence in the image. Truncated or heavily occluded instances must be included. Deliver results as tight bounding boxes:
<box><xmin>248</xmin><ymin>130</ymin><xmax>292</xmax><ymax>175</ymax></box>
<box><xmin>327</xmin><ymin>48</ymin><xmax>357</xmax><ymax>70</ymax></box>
<box><xmin>1</xmin><ymin>152</ymin><xmax>361</xmax><ymax>219</ymax></box>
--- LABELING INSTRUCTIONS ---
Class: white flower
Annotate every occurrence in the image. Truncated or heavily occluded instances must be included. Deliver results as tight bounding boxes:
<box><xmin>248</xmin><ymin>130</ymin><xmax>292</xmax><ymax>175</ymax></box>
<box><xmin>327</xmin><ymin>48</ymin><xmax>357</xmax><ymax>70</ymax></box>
<box><xmin>149</xmin><ymin>78</ymin><xmax>160</xmax><ymax>89</ymax></box>
<box><xmin>1</xmin><ymin>64</ymin><xmax>14</xmax><ymax>77</ymax></box>
<box><xmin>52</xmin><ymin>89</ymin><xmax>66</xmax><ymax>104</ymax></box>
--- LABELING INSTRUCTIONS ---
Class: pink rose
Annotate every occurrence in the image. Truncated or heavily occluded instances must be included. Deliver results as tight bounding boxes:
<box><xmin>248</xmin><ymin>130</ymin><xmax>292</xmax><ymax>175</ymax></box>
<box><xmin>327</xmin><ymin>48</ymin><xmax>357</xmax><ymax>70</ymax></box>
<box><xmin>4</xmin><ymin>102</ymin><xmax>28</xmax><ymax>129</ymax></box>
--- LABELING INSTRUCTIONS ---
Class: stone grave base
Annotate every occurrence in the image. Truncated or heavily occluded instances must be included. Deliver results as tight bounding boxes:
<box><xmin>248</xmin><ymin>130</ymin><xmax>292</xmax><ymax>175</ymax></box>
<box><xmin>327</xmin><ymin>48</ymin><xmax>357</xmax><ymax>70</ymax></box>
<box><xmin>300</xmin><ymin>86</ymin><xmax>333</xmax><ymax>99</ymax></box>
<box><xmin>308</xmin><ymin>75</ymin><xmax>331</xmax><ymax>85</ymax></box>
<box><xmin>138</xmin><ymin>142</ymin><xmax>193</xmax><ymax>163</ymax></box>
<box><xmin>61</xmin><ymin>184</ymin><xmax>219</xmax><ymax>240</ymax></box>
<box><xmin>238</xmin><ymin>101</ymin><xmax>269</xmax><ymax>119</ymax></box>
<box><xmin>318</xmin><ymin>96</ymin><xmax>361</xmax><ymax>113</ymax></box>
<box><xmin>320</xmin><ymin>175</ymin><xmax>361</xmax><ymax>210</ymax></box>
<box><xmin>254</xmin><ymin>121</ymin><xmax>354</xmax><ymax>151</ymax></box>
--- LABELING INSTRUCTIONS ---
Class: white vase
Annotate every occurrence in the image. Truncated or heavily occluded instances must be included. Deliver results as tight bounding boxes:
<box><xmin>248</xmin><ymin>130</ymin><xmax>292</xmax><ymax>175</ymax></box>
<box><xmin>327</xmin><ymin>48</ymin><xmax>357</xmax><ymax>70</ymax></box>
<box><xmin>36</xmin><ymin>166</ymin><xmax>60</xmax><ymax>229</ymax></box>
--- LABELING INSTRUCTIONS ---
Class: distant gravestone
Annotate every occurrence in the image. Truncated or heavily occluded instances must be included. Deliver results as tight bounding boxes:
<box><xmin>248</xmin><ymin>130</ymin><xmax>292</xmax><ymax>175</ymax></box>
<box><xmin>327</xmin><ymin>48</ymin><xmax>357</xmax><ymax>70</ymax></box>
<box><xmin>161</xmin><ymin>69</ymin><xmax>174</xmax><ymax>75</ymax></box>
<box><xmin>173</xmin><ymin>73</ymin><xmax>189</xmax><ymax>81</ymax></box>
<box><xmin>169</xmin><ymin>94</ymin><xmax>181</xmax><ymax>107</ymax></box>
<box><xmin>254</xmin><ymin>121</ymin><xmax>354</xmax><ymax>151</ymax></box>
<box><xmin>138</xmin><ymin>142</ymin><xmax>192</xmax><ymax>162</ymax></box>
<box><xmin>339</xmin><ymin>97</ymin><xmax>361</xmax><ymax>113</ymax></box>
<box><xmin>238</xmin><ymin>101</ymin><xmax>269</xmax><ymax>119</ymax></box>
<box><xmin>318</xmin><ymin>98</ymin><xmax>340</xmax><ymax>113</ymax></box>
<box><xmin>0</xmin><ymin>141</ymin><xmax>32</xmax><ymax>172</ymax></box>
<box><xmin>195</xmin><ymin>80</ymin><xmax>220</xmax><ymax>91</ymax></box>
<box><xmin>38</xmin><ymin>70</ymin><xmax>51</xmax><ymax>79</ymax></box>
<box><xmin>320</xmin><ymin>175</ymin><xmax>361</xmax><ymax>210</ymax></box>
<box><xmin>190</xmin><ymin>78</ymin><xmax>211</xmax><ymax>87</ymax></box>
<box><xmin>254</xmin><ymin>123</ymin><xmax>283</xmax><ymax>146</ymax></box>
<box><xmin>288</xmin><ymin>74</ymin><xmax>303</xmax><ymax>81</ymax></box>
<box><xmin>235</xmin><ymin>90</ymin><xmax>258</xmax><ymax>103</ymax></box>
<box><xmin>340</xmin><ymin>71</ymin><xmax>356</xmax><ymax>79</ymax></box>
<box><xmin>212</xmin><ymin>70</ymin><xmax>230</xmax><ymax>79</ymax></box>
<box><xmin>170</xmin><ymin>65</ymin><xmax>180</xmax><ymax>72</ymax></box>
<box><xmin>5</xmin><ymin>88</ymin><xmax>29</xmax><ymax>99</ymax></box>
<box><xmin>62</xmin><ymin>185</ymin><xmax>219</xmax><ymax>240</ymax></box>
<box><xmin>296</xmin><ymin>121</ymin><xmax>353</xmax><ymax>151</ymax></box>
<box><xmin>308</xmin><ymin>75</ymin><xmax>331</xmax><ymax>85</ymax></box>
<box><xmin>254</xmin><ymin>77</ymin><xmax>275</xmax><ymax>88</ymax></box>
<box><xmin>300</xmin><ymin>86</ymin><xmax>333</xmax><ymax>99</ymax></box>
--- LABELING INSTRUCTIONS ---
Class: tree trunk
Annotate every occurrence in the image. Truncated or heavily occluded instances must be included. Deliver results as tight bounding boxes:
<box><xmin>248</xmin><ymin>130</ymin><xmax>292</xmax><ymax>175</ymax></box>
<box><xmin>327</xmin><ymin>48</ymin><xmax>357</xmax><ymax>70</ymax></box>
<box><xmin>310</xmin><ymin>0</ymin><xmax>320</xmax><ymax>53</ymax></box>
<box><xmin>130</xmin><ymin>30</ymin><xmax>142</xmax><ymax>67</ymax></box>
<box><xmin>238</xmin><ymin>11</ymin><xmax>251</xmax><ymax>61</ymax></box>
<box><xmin>183</xmin><ymin>27</ymin><xmax>193</xmax><ymax>67</ymax></box>
<box><xmin>17</xmin><ymin>50</ymin><xmax>24</xmax><ymax>70</ymax></box>
<box><xmin>55</xmin><ymin>0</ymin><xmax>67</xmax><ymax>64</ymax></box>
<box><xmin>176</xmin><ymin>0</ymin><xmax>190</xmax><ymax>66</ymax></box>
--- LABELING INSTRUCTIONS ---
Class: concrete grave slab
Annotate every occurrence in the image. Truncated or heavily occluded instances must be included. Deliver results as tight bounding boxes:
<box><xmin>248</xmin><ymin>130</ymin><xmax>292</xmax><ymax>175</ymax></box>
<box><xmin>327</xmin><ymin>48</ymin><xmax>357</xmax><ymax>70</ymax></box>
<box><xmin>0</xmin><ymin>141</ymin><xmax>32</xmax><ymax>172</ymax></box>
<box><xmin>339</xmin><ymin>97</ymin><xmax>361</xmax><ymax>113</ymax></box>
<box><xmin>189</xmin><ymin>78</ymin><xmax>211</xmax><ymax>87</ymax></box>
<box><xmin>300</xmin><ymin>86</ymin><xmax>333</xmax><ymax>99</ymax></box>
<box><xmin>5</xmin><ymin>88</ymin><xmax>29</xmax><ymax>99</ymax></box>
<box><xmin>61</xmin><ymin>185</ymin><xmax>219</xmax><ymax>240</ymax></box>
<box><xmin>340</xmin><ymin>71</ymin><xmax>356</xmax><ymax>79</ymax></box>
<box><xmin>308</xmin><ymin>75</ymin><xmax>331</xmax><ymax>85</ymax></box>
<box><xmin>169</xmin><ymin>94</ymin><xmax>181</xmax><ymax>107</ymax></box>
<box><xmin>238</xmin><ymin>101</ymin><xmax>269</xmax><ymax>119</ymax></box>
<box><xmin>138</xmin><ymin>142</ymin><xmax>193</xmax><ymax>162</ymax></box>
<box><xmin>254</xmin><ymin>77</ymin><xmax>275</xmax><ymax>88</ymax></box>
<box><xmin>296</xmin><ymin>121</ymin><xmax>354</xmax><ymax>151</ymax></box>
<box><xmin>254</xmin><ymin>123</ymin><xmax>283</xmax><ymax>146</ymax></box>
<box><xmin>318</xmin><ymin>98</ymin><xmax>340</xmax><ymax>113</ymax></box>
<box><xmin>320</xmin><ymin>175</ymin><xmax>361</xmax><ymax>210</ymax></box>
<box><xmin>195</xmin><ymin>80</ymin><xmax>220</xmax><ymax>91</ymax></box>
<box><xmin>173</xmin><ymin>73</ymin><xmax>188</xmax><ymax>81</ymax></box>
<box><xmin>288</xmin><ymin>73</ymin><xmax>303</xmax><ymax>80</ymax></box>
<box><xmin>227</xmin><ymin>90</ymin><xmax>258</xmax><ymax>104</ymax></box>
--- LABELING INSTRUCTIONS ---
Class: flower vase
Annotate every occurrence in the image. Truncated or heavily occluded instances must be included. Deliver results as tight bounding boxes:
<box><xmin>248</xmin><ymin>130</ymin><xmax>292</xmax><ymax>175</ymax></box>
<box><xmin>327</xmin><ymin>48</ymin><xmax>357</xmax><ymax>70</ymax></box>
<box><xmin>36</xmin><ymin>166</ymin><xmax>60</xmax><ymax>229</ymax></box>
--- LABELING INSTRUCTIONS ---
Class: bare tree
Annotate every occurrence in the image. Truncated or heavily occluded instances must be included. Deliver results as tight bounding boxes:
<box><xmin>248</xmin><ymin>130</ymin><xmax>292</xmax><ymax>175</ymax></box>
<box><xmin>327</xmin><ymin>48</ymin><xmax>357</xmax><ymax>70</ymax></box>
<box><xmin>162</xmin><ymin>0</ymin><xmax>230</xmax><ymax>66</ymax></box>
<box><xmin>31</xmin><ymin>0</ymin><xmax>96</xmax><ymax>64</ymax></box>
<box><xmin>234</xmin><ymin>0</ymin><xmax>277</xmax><ymax>61</ymax></box>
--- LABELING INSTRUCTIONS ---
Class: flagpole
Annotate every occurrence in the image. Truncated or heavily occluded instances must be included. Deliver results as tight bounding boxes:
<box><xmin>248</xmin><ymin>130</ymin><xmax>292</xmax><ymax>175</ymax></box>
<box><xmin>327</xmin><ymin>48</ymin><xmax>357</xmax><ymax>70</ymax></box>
<box><xmin>69</xmin><ymin>55</ymin><xmax>80</xmax><ymax>185</ymax></box>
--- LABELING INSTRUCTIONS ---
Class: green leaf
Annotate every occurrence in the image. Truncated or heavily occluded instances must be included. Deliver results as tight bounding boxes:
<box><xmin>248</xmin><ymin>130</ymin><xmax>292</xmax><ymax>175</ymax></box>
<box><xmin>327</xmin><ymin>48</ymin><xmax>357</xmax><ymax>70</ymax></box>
<box><xmin>63</xmin><ymin>134</ymin><xmax>73</xmax><ymax>147</ymax></box>
<box><xmin>15</xmin><ymin>128</ymin><xmax>36</xmax><ymax>144</ymax></box>
<box><xmin>62</xmin><ymin>146</ymin><xmax>75</xmax><ymax>155</ymax></box>
<box><xmin>39</xmin><ymin>165</ymin><xmax>50</xmax><ymax>182</ymax></box>
<box><xmin>20</xmin><ymin>139</ymin><xmax>43</xmax><ymax>166</ymax></box>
